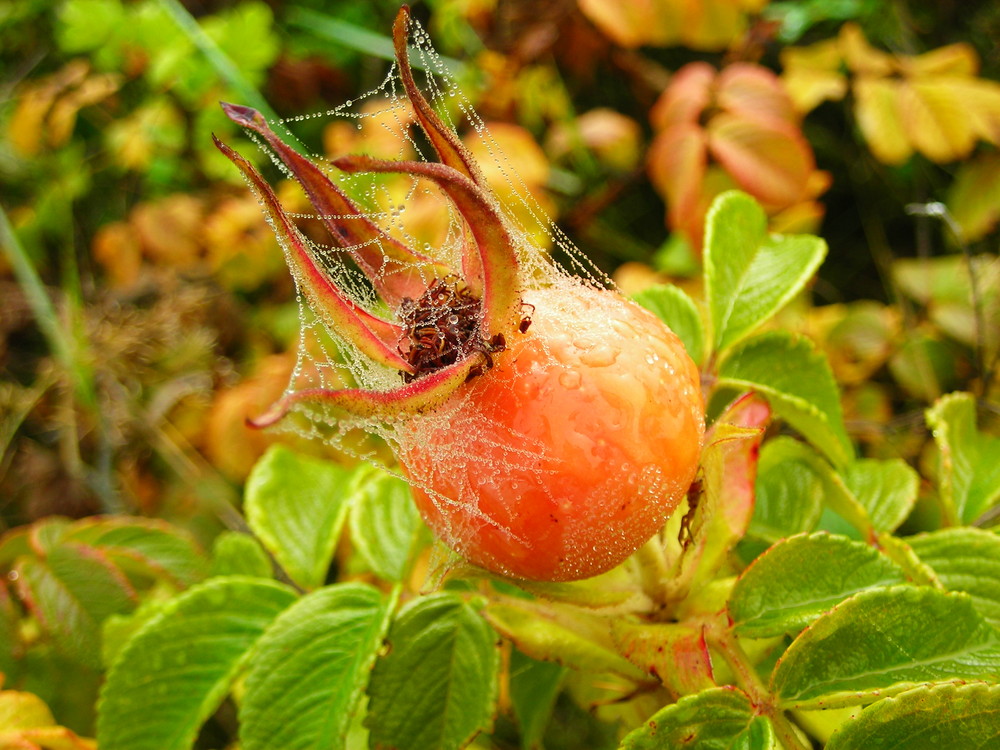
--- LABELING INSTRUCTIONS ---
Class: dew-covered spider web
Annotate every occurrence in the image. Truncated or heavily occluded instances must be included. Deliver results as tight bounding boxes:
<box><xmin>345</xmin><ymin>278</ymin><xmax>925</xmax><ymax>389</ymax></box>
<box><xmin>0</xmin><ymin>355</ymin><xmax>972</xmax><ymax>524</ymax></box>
<box><xmin>236</xmin><ymin>16</ymin><xmax>699</xmax><ymax>579</ymax></box>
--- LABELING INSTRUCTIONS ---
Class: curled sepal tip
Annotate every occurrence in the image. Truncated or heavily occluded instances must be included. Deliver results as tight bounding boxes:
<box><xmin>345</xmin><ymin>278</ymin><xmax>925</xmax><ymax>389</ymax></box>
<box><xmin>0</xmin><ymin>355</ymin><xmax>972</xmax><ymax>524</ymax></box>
<box><xmin>219</xmin><ymin>101</ymin><xmax>450</xmax><ymax>307</ymax></box>
<box><xmin>392</xmin><ymin>6</ymin><xmax>486</xmax><ymax>188</ymax></box>
<box><xmin>246</xmin><ymin>352</ymin><xmax>487</xmax><ymax>429</ymax></box>
<box><xmin>333</xmin><ymin>154</ymin><xmax>523</xmax><ymax>340</ymax></box>
<box><xmin>212</xmin><ymin>135</ymin><xmax>413</xmax><ymax>374</ymax></box>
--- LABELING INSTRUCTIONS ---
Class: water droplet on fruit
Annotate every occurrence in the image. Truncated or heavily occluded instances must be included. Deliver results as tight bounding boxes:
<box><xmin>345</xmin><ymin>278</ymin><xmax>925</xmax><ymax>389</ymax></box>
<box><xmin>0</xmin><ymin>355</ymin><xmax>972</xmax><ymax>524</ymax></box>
<box><xmin>558</xmin><ymin>371</ymin><xmax>581</xmax><ymax>389</ymax></box>
<box><xmin>579</xmin><ymin>344</ymin><xmax>618</xmax><ymax>367</ymax></box>
<box><xmin>645</xmin><ymin>353</ymin><xmax>659</xmax><ymax>365</ymax></box>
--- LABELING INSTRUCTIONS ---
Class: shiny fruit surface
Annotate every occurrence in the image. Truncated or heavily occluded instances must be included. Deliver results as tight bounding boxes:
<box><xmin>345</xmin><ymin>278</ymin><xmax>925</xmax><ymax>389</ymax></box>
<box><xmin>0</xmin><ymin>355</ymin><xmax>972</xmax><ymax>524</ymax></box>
<box><xmin>398</xmin><ymin>283</ymin><xmax>705</xmax><ymax>581</ymax></box>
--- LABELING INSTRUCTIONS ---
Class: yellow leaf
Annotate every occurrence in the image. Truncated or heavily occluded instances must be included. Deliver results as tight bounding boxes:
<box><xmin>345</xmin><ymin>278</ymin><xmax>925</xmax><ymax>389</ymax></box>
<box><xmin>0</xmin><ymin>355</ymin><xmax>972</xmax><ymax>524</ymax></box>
<box><xmin>682</xmin><ymin>0</ymin><xmax>751</xmax><ymax>51</ymax></box>
<box><xmin>903</xmin><ymin>42</ymin><xmax>979</xmax><ymax>76</ymax></box>
<box><xmin>947</xmin><ymin>152</ymin><xmax>1000</xmax><ymax>242</ymax></box>
<box><xmin>839</xmin><ymin>23</ymin><xmax>896</xmax><ymax>76</ymax></box>
<box><xmin>944</xmin><ymin>77</ymin><xmax>1000</xmax><ymax>146</ymax></box>
<box><xmin>899</xmin><ymin>78</ymin><xmax>976</xmax><ymax>163</ymax></box>
<box><xmin>781</xmin><ymin>38</ymin><xmax>848</xmax><ymax>114</ymax></box>
<box><xmin>577</xmin><ymin>0</ymin><xmax>682</xmax><ymax>48</ymax></box>
<box><xmin>853</xmin><ymin>76</ymin><xmax>911</xmax><ymax>165</ymax></box>
<box><xmin>0</xmin><ymin>691</ymin><xmax>53</xmax><ymax>731</ymax></box>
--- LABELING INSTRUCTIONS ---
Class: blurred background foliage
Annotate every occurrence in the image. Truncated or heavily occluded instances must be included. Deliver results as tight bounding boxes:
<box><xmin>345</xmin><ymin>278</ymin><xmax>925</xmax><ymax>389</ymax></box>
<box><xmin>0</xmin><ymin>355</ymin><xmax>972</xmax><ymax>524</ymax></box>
<box><xmin>1</xmin><ymin>0</ymin><xmax>999</xmax><ymax>742</ymax></box>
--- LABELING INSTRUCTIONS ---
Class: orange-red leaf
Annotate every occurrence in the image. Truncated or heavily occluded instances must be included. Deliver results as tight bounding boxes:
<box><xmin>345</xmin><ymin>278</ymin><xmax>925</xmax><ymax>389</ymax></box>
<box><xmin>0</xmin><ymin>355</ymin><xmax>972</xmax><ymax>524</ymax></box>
<box><xmin>707</xmin><ymin>114</ymin><xmax>815</xmax><ymax>207</ymax></box>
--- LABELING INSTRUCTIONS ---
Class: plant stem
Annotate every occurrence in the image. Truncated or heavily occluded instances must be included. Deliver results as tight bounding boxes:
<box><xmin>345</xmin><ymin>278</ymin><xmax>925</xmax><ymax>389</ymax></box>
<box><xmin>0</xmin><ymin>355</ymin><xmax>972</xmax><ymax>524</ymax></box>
<box><xmin>706</xmin><ymin>620</ymin><xmax>812</xmax><ymax>750</ymax></box>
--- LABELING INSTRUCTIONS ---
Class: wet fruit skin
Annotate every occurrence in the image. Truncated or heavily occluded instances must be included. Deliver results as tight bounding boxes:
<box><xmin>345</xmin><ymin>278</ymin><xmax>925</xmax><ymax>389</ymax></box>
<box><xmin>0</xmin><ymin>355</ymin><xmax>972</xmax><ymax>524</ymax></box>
<box><xmin>397</xmin><ymin>283</ymin><xmax>705</xmax><ymax>581</ymax></box>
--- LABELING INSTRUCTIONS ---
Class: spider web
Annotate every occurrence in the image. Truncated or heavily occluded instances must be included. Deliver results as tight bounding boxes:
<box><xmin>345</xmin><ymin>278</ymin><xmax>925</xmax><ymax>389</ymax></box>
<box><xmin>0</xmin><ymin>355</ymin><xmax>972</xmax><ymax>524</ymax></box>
<box><xmin>242</xmin><ymin>18</ymin><xmax>651</xmax><ymax>575</ymax></box>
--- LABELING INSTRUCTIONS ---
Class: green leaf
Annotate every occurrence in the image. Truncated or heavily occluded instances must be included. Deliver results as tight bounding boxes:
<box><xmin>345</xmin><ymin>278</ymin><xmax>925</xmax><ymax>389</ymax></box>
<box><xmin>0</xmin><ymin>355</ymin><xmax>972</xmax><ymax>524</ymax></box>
<box><xmin>771</xmin><ymin>586</ymin><xmax>1000</xmax><ymax>708</ymax></box>
<box><xmin>826</xmin><ymin>682</ymin><xmax>1000</xmax><ymax>750</ymax></box>
<box><xmin>65</xmin><ymin>517</ymin><xmax>208</xmax><ymax>587</ymax></box>
<box><xmin>57</xmin><ymin>0</ymin><xmax>125</xmax><ymax>54</ymax></box>
<box><xmin>0</xmin><ymin>579</ymin><xmax>21</xmax><ymax>680</ymax></box>
<box><xmin>728</xmin><ymin>533</ymin><xmax>907</xmax><ymax>638</ymax></box>
<box><xmin>732</xmin><ymin>716</ymin><xmax>777</xmax><ymax>750</ymax></box>
<box><xmin>15</xmin><ymin>543</ymin><xmax>137</xmax><ymax>669</ymax></box>
<box><xmin>97</xmin><ymin>577</ymin><xmax>296</xmax><ymax>750</ymax></box>
<box><xmin>509</xmin><ymin>649</ymin><xmax>565</xmax><ymax>750</ymax></box>
<box><xmin>240</xmin><ymin>583</ymin><xmax>393</xmax><ymax>750</ymax></box>
<box><xmin>367</xmin><ymin>592</ymin><xmax>500</xmax><ymax>750</ymax></box>
<box><xmin>611</xmin><ymin>620</ymin><xmax>715</xmax><ymax>697</ymax></box>
<box><xmin>675</xmin><ymin>394</ymin><xmax>770</xmax><ymax>593</ymax></box>
<box><xmin>619</xmin><ymin>687</ymin><xmax>756</xmax><ymax>749</ymax></box>
<box><xmin>909</xmin><ymin>527</ymin><xmax>1000</xmax><ymax>626</ymax></box>
<box><xmin>842</xmin><ymin>459</ymin><xmax>919</xmax><ymax>533</ymax></box>
<box><xmin>926</xmin><ymin>391</ymin><xmax>1000</xmax><ymax>524</ymax></box>
<box><xmin>484</xmin><ymin>600</ymin><xmax>646</xmax><ymax>680</ymax></box>
<box><xmin>210</xmin><ymin>531</ymin><xmax>273</xmax><ymax>579</ymax></box>
<box><xmin>631</xmin><ymin>284</ymin><xmax>705</xmax><ymax>366</ymax></box>
<box><xmin>749</xmin><ymin>438</ymin><xmax>825</xmax><ymax>543</ymax></box>
<box><xmin>704</xmin><ymin>191</ymin><xmax>827</xmax><ymax>353</ymax></box>
<box><xmin>347</xmin><ymin>467</ymin><xmax>423</xmax><ymax>583</ymax></box>
<box><xmin>245</xmin><ymin>445</ymin><xmax>353</xmax><ymax>589</ymax></box>
<box><xmin>718</xmin><ymin>332</ymin><xmax>853</xmax><ymax>467</ymax></box>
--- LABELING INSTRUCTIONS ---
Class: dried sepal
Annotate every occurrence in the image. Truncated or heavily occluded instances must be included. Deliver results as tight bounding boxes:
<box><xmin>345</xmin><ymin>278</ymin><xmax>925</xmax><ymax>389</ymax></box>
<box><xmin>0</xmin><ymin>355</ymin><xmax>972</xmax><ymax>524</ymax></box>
<box><xmin>393</xmin><ymin>6</ymin><xmax>487</xmax><ymax>188</ymax></box>
<box><xmin>334</xmin><ymin>154</ymin><xmax>523</xmax><ymax>341</ymax></box>
<box><xmin>213</xmin><ymin>136</ymin><xmax>413</xmax><ymax>374</ymax></box>
<box><xmin>247</xmin><ymin>352</ymin><xmax>488</xmax><ymax>428</ymax></box>
<box><xmin>219</xmin><ymin>102</ymin><xmax>449</xmax><ymax>306</ymax></box>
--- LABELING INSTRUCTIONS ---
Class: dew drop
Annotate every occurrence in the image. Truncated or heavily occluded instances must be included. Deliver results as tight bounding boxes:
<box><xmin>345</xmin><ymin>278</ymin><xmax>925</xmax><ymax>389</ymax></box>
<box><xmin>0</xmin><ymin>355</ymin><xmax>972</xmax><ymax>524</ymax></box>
<box><xmin>558</xmin><ymin>371</ymin><xmax>581</xmax><ymax>389</ymax></box>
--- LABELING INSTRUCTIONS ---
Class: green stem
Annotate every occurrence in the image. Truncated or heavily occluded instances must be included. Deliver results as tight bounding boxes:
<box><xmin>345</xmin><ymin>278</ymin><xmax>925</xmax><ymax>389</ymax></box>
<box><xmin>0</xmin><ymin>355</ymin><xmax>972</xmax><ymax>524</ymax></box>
<box><xmin>707</xmin><ymin>621</ymin><xmax>811</xmax><ymax>750</ymax></box>
<box><xmin>634</xmin><ymin>535</ymin><xmax>671</xmax><ymax>612</ymax></box>
<box><xmin>0</xmin><ymin>204</ymin><xmax>96</xmax><ymax>410</ymax></box>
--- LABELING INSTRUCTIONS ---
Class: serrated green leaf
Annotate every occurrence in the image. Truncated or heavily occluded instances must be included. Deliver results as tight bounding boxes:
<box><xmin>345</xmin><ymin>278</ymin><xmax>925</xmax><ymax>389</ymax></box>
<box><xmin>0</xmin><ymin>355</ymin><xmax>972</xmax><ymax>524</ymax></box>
<box><xmin>367</xmin><ymin>592</ymin><xmax>499</xmax><ymax>750</ymax></box>
<box><xmin>749</xmin><ymin>438</ymin><xmax>826</xmax><ymax>543</ymax></box>
<box><xmin>209</xmin><ymin>531</ymin><xmax>273</xmax><ymax>579</ymax></box>
<box><xmin>30</xmin><ymin>517</ymin><xmax>73</xmax><ymax>554</ymax></box>
<box><xmin>676</xmin><ymin>394</ymin><xmax>770</xmax><ymax>595</ymax></box>
<box><xmin>875</xmin><ymin>533</ymin><xmax>941</xmax><ymax>588</ymax></box>
<box><xmin>65</xmin><ymin>517</ymin><xmax>208</xmax><ymax>588</ymax></box>
<box><xmin>619</xmin><ymin>686</ymin><xmax>755</xmax><ymax>749</ymax></box>
<box><xmin>704</xmin><ymin>190</ymin><xmax>827</xmax><ymax>353</ymax></box>
<box><xmin>245</xmin><ymin>445</ymin><xmax>353</xmax><ymax>589</ymax></box>
<box><xmin>732</xmin><ymin>716</ymin><xmax>777</xmax><ymax>750</ymax></box>
<box><xmin>842</xmin><ymin>459</ymin><xmax>919</xmax><ymax>533</ymax></box>
<box><xmin>827</xmin><ymin>681</ymin><xmax>1000</xmax><ymax>749</ymax></box>
<box><xmin>97</xmin><ymin>577</ymin><xmax>296</xmax><ymax>750</ymax></box>
<box><xmin>926</xmin><ymin>392</ymin><xmax>1000</xmax><ymax>524</ymax></box>
<box><xmin>729</xmin><ymin>533</ymin><xmax>907</xmax><ymax>638</ymax></box>
<box><xmin>15</xmin><ymin>543</ymin><xmax>137</xmax><ymax>669</ymax></box>
<box><xmin>631</xmin><ymin>284</ymin><xmax>705</xmax><ymax>366</ymax></box>
<box><xmin>509</xmin><ymin>649</ymin><xmax>565</xmax><ymax>750</ymax></box>
<box><xmin>347</xmin><ymin>467</ymin><xmax>423</xmax><ymax>583</ymax></box>
<box><xmin>909</xmin><ymin>528</ymin><xmax>1000</xmax><ymax>626</ymax></box>
<box><xmin>484</xmin><ymin>600</ymin><xmax>646</xmax><ymax>681</ymax></box>
<box><xmin>772</xmin><ymin>586</ymin><xmax>1000</xmax><ymax>708</ymax></box>
<box><xmin>718</xmin><ymin>332</ymin><xmax>853</xmax><ymax>467</ymax></box>
<box><xmin>611</xmin><ymin>620</ymin><xmax>715</xmax><ymax>697</ymax></box>
<box><xmin>240</xmin><ymin>583</ymin><xmax>392</xmax><ymax>750</ymax></box>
